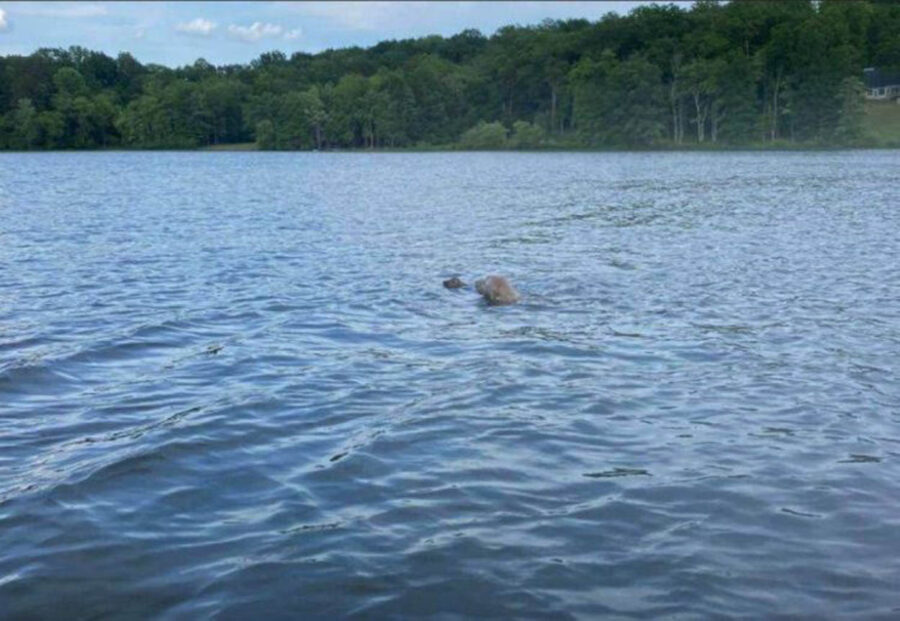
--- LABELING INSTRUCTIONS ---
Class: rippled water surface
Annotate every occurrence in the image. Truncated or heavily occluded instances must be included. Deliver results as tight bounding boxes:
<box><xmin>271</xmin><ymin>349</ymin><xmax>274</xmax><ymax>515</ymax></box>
<box><xmin>1</xmin><ymin>151</ymin><xmax>899</xmax><ymax>618</ymax></box>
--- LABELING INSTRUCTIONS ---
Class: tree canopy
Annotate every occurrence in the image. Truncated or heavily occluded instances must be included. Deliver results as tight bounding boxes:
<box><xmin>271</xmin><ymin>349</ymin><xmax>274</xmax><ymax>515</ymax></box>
<box><xmin>1</xmin><ymin>1</ymin><xmax>897</xmax><ymax>150</ymax></box>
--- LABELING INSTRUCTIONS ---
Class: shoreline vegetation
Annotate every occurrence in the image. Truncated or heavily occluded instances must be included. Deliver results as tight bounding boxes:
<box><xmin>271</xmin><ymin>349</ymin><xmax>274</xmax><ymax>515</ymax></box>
<box><xmin>2</xmin><ymin>1</ymin><xmax>899</xmax><ymax>152</ymax></box>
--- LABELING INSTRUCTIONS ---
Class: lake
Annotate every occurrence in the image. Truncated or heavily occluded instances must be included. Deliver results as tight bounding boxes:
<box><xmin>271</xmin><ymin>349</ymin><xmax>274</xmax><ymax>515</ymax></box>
<box><xmin>1</xmin><ymin>150</ymin><xmax>898</xmax><ymax>618</ymax></box>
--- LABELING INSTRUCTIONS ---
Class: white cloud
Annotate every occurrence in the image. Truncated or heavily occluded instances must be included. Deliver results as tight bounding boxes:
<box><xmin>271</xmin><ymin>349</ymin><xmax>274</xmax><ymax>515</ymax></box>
<box><xmin>227</xmin><ymin>22</ymin><xmax>284</xmax><ymax>43</ymax></box>
<box><xmin>284</xmin><ymin>28</ymin><xmax>301</xmax><ymax>40</ymax></box>
<box><xmin>0</xmin><ymin>9</ymin><xmax>8</xmax><ymax>31</ymax></box>
<box><xmin>175</xmin><ymin>17</ymin><xmax>217</xmax><ymax>36</ymax></box>
<box><xmin>11</xmin><ymin>3</ymin><xmax>108</xmax><ymax>18</ymax></box>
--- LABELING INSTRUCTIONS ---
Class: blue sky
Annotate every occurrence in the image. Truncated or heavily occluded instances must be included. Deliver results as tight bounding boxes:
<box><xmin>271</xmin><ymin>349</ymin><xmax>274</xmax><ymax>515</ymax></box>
<box><xmin>0</xmin><ymin>1</ymin><xmax>660</xmax><ymax>67</ymax></box>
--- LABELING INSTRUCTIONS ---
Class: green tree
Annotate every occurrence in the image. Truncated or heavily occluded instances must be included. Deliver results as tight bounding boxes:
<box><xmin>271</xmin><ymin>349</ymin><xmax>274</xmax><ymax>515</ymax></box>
<box><xmin>327</xmin><ymin>73</ymin><xmax>369</xmax><ymax>147</ymax></box>
<box><xmin>571</xmin><ymin>50</ymin><xmax>665</xmax><ymax>146</ymax></box>
<box><xmin>10</xmin><ymin>98</ymin><xmax>40</xmax><ymax>149</ymax></box>
<box><xmin>459</xmin><ymin>120</ymin><xmax>507</xmax><ymax>149</ymax></box>
<box><xmin>37</xmin><ymin>111</ymin><xmax>65</xmax><ymax>148</ymax></box>
<box><xmin>256</xmin><ymin>119</ymin><xmax>275</xmax><ymax>149</ymax></box>
<box><xmin>510</xmin><ymin>120</ymin><xmax>546</xmax><ymax>148</ymax></box>
<box><xmin>833</xmin><ymin>76</ymin><xmax>865</xmax><ymax>143</ymax></box>
<box><xmin>0</xmin><ymin>0</ymin><xmax>882</xmax><ymax>151</ymax></box>
<box><xmin>53</xmin><ymin>67</ymin><xmax>89</xmax><ymax>99</ymax></box>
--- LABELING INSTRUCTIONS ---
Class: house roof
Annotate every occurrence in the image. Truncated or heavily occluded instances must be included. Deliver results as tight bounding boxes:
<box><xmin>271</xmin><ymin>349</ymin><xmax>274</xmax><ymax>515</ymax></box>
<box><xmin>863</xmin><ymin>68</ymin><xmax>900</xmax><ymax>89</ymax></box>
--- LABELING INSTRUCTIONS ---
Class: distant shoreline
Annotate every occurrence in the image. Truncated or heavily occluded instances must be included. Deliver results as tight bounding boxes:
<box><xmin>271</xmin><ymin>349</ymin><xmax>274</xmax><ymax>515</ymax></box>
<box><xmin>4</xmin><ymin>3</ymin><xmax>900</xmax><ymax>153</ymax></box>
<box><xmin>2</xmin><ymin>143</ymin><xmax>898</xmax><ymax>154</ymax></box>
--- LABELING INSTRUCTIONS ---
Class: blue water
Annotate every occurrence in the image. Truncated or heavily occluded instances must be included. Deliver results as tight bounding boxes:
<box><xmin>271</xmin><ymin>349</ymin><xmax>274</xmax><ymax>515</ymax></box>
<box><xmin>1</xmin><ymin>151</ymin><xmax>899</xmax><ymax>618</ymax></box>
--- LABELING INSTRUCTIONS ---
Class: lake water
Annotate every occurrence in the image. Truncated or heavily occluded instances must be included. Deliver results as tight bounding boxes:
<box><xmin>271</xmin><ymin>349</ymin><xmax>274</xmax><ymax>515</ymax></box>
<box><xmin>1</xmin><ymin>150</ymin><xmax>898</xmax><ymax>618</ymax></box>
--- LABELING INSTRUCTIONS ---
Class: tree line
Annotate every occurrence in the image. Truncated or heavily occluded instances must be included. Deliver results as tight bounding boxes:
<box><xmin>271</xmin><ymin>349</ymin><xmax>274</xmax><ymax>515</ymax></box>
<box><xmin>1</xmin><ymin>0</ymin><xmax>898</xmax><ymax>151</ymax></box>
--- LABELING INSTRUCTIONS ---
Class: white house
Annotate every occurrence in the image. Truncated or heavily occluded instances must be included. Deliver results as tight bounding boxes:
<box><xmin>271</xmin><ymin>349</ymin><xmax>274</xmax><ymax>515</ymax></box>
<box><xmin>863</xmin><ymin>67</ymin><xmax>900</xmax><ymax>101</ymax></box>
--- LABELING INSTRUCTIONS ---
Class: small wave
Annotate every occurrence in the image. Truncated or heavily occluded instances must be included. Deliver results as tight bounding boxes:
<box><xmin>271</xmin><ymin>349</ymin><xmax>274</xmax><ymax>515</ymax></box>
<box><xmin>583</xmin><ymin>468</ymin><xmax>651</xmax><ymax>479</ymax></box>
<box><xmin>838</xmin><ymin>454</ymin><xmax>882</xmax><ymax>464</ymax></box>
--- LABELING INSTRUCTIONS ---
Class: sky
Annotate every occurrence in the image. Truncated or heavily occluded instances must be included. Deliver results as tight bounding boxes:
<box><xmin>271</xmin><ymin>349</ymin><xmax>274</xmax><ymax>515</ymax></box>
<box><xmin>0</xmin><ymin>1</ymin><xmax>659</xmax><ymax>67</ymax></box>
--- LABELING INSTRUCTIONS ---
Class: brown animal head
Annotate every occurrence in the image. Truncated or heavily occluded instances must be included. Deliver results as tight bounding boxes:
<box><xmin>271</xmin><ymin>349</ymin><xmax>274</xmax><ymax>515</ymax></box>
<box><xmin>474</xmin><ymin>275</ymin><xmax>519</xmax><ymax>305</ymax></box>
<box><xmin>443</xmin><ymin>276</ymin><xmax>466</xmax><ymax>289</ymax></box>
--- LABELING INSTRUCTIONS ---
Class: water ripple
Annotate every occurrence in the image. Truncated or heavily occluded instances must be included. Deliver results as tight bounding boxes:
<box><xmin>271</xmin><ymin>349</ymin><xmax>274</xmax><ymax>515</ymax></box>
<box><xmin>1</xmin><ymin>151</ymin><xmax>899</xmax><ymax>618</ymax></box>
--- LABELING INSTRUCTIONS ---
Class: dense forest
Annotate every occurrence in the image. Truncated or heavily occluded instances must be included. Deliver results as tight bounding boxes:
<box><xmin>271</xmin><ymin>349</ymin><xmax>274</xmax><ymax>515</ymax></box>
<box><xmin>1</xmin><ymin>0</ymin><xmax>899</xmax><ymax>151</ymax></box>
